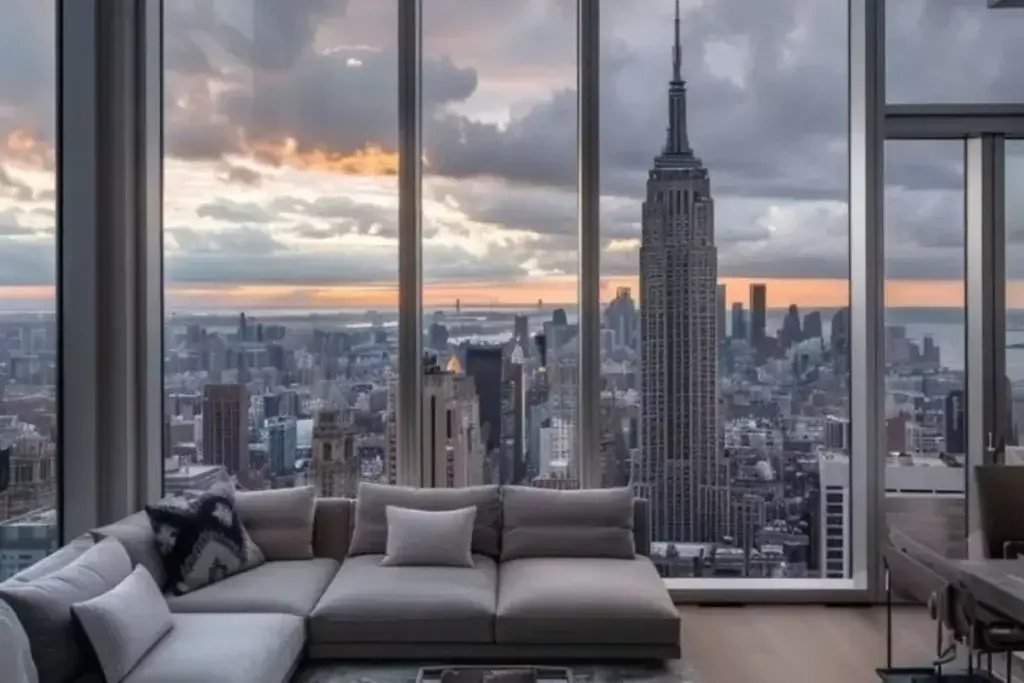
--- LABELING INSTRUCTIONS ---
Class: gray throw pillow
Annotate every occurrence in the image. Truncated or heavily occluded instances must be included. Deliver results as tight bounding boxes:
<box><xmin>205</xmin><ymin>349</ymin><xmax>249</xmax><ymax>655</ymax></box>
<box><xmin>500</xmin><ymin>486</ymin><xmax>636</xmax><ymax>561</ymax></box>
<box><xmin>381</xmin><ymin>505</ymin><xmax>477</xmax><ymax>567</ymax></box>
<box><xmin>349</xmin><ymin>483</ymin><xmax>501</xmax><ymax>558</ymax></box>
<box><xmin>72</xmin><ymin>565</ymin><xmax>174</xmax><ymax>683</ymax></box>
<box><xmin>0</xmin><ymin>538</ymin><xmax>133</xmax><ymax>683</ymax></box>
<box><xmin>234</xmin><ymin>486</ymin><xmax>316</xmax><ymax>560</ymax></box>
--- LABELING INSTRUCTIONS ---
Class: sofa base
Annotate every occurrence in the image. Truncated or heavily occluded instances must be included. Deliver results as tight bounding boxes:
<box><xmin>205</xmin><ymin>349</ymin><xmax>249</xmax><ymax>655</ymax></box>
<box><xmin>307</xmin><ymin>642</ymin><xmax>681</xmax><ymax>661</ymax></box>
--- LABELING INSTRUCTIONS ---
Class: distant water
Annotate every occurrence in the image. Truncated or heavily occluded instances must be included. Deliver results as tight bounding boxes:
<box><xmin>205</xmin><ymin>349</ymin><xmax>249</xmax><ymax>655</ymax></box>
<box><xmin>162</xmin><ymin>304</ymin><xmax>1024</xmax><ymax>382</ymax></box>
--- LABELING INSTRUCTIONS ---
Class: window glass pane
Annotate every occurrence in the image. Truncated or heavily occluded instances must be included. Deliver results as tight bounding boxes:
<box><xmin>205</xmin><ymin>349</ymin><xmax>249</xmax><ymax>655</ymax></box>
<box><xmin>422</xmin><ymin>0</ymin><xmax>578</xmax><ymax>488</ymax></box>
<box><xmin>0</xmin><ymin>0</ymin><xmax>58</xmax><ymax>581</ymax></box>
<box><xmin>1006</xmin><ymin>142</ymin><xmax>1024</xmax><ymax>456</ymax></box>
<box><xmin>883</xmin><ymin>141</ymin><xmax>966</xmax><ymax>598</ymax></box>
<box><xmin>601</xmin><ymin>0</ymin><xmax>850</xmax><ymax>579</ymax></box>
<box><xmin>887</xmin><ymin>1</ymin><xmax>1024</xmax><ymax>104</ymax></box>
<box><xmin>163</xmin><ymin>0</ymin><xmax>399</xmax><ymax>494</ymax></box>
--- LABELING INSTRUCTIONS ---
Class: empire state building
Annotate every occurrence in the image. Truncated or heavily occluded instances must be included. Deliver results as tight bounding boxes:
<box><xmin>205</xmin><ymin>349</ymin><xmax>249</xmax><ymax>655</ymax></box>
<box><xmin>640</xmin><ymin>0</ymin><xmax>720</xmax><ymax>544</ymax></box>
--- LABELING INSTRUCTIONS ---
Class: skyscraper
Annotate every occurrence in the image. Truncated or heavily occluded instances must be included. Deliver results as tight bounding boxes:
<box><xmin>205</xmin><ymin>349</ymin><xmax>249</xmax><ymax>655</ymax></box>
<box><xmin>201</xmin><ymin>383</ymin><xmax>248</xmax><ymax>475</ymax></box>
<box><xmin>640</xmin><ymin>0</ymin><xmax>720</xmax><ymax>544</ymax></box>
<box><xmin>749</xmin><ymin>283</ymin><xmax>767</xmax><ymax>348</ymax></box>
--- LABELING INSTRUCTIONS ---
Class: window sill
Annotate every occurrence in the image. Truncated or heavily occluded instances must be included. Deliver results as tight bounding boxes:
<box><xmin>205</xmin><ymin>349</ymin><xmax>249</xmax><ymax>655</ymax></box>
<box><xmin>665</xmin><ymin>577</ymin><xmax>866</xmax><ymax>604</ymax></box>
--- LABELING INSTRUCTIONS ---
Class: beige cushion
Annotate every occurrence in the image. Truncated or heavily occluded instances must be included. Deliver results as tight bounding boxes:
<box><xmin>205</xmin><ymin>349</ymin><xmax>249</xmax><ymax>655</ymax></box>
<box><xmin>382</xmin><ymin>506</ymin><xmax>477</xmax><ymax>567</ymax></box>
<box><xmin>235</xmin><ymin>486</ymin><xmax>316</xmax><ymax>560</ymax></box>
<box><xmin>496</xmin><ymin>557</ymin><xmax>679</xmax><ymax>645</ymax></box>
<box><xmin>349</xmin><ymin>483</ymin><xmax>501</xmax><ymax>558</ymax></box>
<box><xmin>500</xmin><ymin>486</ymin><xmax>635</xmax><ymax>561</ymax></box>
<box><xmin>0</xmin><ymin>538</ymin><xmax>132</xmax><ymax>683</ymax></box>
<box><xmin>309</xmin><ymin>553</ymin><xmax>497</xmax><ymax>643</ymax></box>
<box><xmin>165</xmin><ymin>558</ymin><xmax>338</xmax><ymax>617</ymax></box>
<box><xmin>122</xmin><ymin>613</ymin><xmax>304</xmax><ymax>683</ymax></box>
<box><xmin>72</xmin><ymin>566</ymin><xmax>173</xmax><ymax>683</ymax></box>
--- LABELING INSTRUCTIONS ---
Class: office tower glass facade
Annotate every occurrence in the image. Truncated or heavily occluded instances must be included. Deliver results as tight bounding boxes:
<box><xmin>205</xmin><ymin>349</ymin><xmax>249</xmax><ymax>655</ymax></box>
<box><xmin>599</xmin><ymin>0</ymin><xmax>851</xmax><ymax>579</ymax></box>
<box><xmin>162</xmin><ymin>0</ymin><xmax>399</xmax><ymax>496</ymax></box>
<box><xmin>420</xmin><ymin>0</ymin><xmax>579</xmax><ymax>489</ymax></box>
<box><xmin>0</xmin><ymin>0</ymin><xmax>59</xmax><ymax>582</ymax></box>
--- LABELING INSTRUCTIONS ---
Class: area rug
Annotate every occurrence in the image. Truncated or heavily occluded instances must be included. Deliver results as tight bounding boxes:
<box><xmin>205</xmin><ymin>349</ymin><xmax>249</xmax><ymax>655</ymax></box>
<box><xmin>294</xmin><ymin>661</ymin><xmax>701</xmax><ymax>683</ymax></box>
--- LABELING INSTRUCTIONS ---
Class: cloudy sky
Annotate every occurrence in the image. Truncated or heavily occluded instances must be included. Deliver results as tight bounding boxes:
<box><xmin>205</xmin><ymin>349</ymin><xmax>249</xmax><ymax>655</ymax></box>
<box><xmin>2</xmin><ymin>0</ymin><xmax>1024</xmax><ymax>313</ymax></box>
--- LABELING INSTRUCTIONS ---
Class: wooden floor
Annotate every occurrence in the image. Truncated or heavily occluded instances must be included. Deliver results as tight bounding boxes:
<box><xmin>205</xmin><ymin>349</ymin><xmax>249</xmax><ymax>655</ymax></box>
<box><xmin>680</xmin><ymin>605</ymin><xmax>941</xmax><ymax>683</ymax></box>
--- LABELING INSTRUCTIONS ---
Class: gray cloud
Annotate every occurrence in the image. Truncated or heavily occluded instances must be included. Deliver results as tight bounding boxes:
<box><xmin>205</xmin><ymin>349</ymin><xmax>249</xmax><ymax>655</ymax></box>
<box><xmin>5</xmin><ymin>0</ymin><xmax>1024</xmax><ymax>289</ymax></box>
<box><xmin>196</xmin><ymin>199</ymin><xmax>274</xmax><ymax>223</ymax></box>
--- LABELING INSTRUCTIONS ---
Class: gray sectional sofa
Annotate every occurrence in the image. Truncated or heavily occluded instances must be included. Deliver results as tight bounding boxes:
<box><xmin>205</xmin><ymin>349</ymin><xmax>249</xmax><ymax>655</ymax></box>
<box><xmin>1</xmin><ymin>485</ymin><xmax>680</xmax><ymax>683</ymax></box>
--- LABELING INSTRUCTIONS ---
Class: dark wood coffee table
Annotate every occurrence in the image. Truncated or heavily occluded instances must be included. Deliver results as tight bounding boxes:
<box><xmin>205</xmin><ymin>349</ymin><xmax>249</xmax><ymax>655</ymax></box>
<box><xmin>417</xmin><ymin>666</ymin><xmax>573</xmax><ymax>683</ymax></box>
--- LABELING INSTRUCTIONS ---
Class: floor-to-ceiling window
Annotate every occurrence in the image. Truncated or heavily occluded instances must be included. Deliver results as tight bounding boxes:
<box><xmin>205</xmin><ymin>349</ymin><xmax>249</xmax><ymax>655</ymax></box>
<box><xmin>0</xmin><ymin>0</ymin><xmax>58</xmax><ymax>581</ymax></box>
<box><xmin>162</xmin><ymin>1</ymin><xmax>401</xmax><ymax>495</ymax></box>
<box><xmin>598</xmin><ymin>0</ymin><xmax>852</xmax><ymax>582</ymax></box>
<box><xmin>882</xmin><ymin>141</ymin><xmax>966</xmax><ymax>585</ymax></box>
<box><xmin>421</xmin><ymin>0</ymin><xmax>578</xmax><ymax>489</ymax></box>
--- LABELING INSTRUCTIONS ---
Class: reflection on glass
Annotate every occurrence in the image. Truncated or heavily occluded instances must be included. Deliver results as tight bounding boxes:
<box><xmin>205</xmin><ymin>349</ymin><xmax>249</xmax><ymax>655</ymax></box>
<box><xmin>420</xmin><ymin>1</ymin><xmax>579</xmax><ymax>488</ymax></box>
<box><xmin>162</xmin><ymin>1</ymin><xmax>399</xmax><ymax>495</ymax></box>
<box><xmin>883</xmin><ymin>141</ymin><xmax>967</xmax><ymax>598</ymax></box>
<box><xmin>600</xmin><ymin>0</ymin><xmax>850</xmax><ymax>578</ymax></box>
<box><xmin>0</xmin><ymin>0</ymin><xmax>58</xmax><ymax>581</ymax></box>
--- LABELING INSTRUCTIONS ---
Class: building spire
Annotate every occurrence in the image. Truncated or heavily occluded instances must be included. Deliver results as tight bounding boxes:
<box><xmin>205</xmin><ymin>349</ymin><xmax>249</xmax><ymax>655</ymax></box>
<box><xmin>673</xmin><ymin>0</ymin><xmax>682</xmax><ymax>83</ymax></box>
<box><xmin>661</xmin><ymin>0</ymin><xmax>692</xmax><ymax>159</ymax></box>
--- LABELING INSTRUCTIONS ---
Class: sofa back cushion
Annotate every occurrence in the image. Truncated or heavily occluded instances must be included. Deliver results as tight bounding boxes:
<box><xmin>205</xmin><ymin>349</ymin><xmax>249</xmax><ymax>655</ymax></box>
<box><xmin>349</xmin><ymin>483</ymin><xmax>501</xmax><ymax>558</ymax></box>
<box><xmin>90</xmin><ymin>511</ymin><xmax>167</xmax><ymax>591</ymax></box>
<box><xmin>235</xmin><ymin>486</ymin><xmax>316</xmax><ymax>561</ymax></box>
<box><xmin>0</xmin><ymin>538</ymin><xmax>132</xmax><ymax>683</ymax></box>
<box><xmin>500</xmin><ymin>486</ymin><xmax>636</xmax><ymax>561</ymax></box>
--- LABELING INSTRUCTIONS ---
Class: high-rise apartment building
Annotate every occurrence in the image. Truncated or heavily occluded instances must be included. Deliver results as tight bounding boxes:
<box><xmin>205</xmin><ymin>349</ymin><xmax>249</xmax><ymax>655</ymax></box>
<box><xmin>201</xmin><ymin>383</ymin><xmax>248</xmax><ymax>474</ymax></box>
<box><xmin>640</xmin><ymin>6</ymin><xmax>720</xmax><ymax>544</ymax></box>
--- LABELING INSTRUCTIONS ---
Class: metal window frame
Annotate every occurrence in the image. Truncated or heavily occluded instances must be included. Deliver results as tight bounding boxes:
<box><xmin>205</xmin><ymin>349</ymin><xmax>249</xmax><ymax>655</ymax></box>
<box><xmin>965</xmin><ymin>134</ymin><xmax>1006</xmax><ymax>559</ymax></box>
<box><xmin>397</xmin><ymin>0</ymin><xmax>423</xmax><ymax>486</ymax></box>
<box><xmin>58</xmin><ymin>0</ymin><xmax>164</xmax><ymax>541</ymax></box>
<box><xmin>577</xmin><ymin>0</ymin><xmax>601</xmax><ymax>489</ymax></box>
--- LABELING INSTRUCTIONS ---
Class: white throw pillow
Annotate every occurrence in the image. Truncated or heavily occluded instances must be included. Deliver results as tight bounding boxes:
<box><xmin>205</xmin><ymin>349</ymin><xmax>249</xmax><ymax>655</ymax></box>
<box><xmin>72</xmin><ymin>565</ymin><xmax>174</xmax><ymax>683</ymax></box>
<box><xmin>381</xmin><ymin>505</ymin><xmax>477</xmax><ymax>567</ymax></box>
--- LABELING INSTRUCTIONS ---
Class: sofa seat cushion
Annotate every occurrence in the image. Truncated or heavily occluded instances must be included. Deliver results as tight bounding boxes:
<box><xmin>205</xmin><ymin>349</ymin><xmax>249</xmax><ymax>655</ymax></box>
<box><xmin>310</xmin><ymin>553</ymin><xmax>497</xmax><ymax>643</ymax></box>
<box><xmin>496</xmin><ymin>557</ymin><xmax>679</xmax><ymax>645</ymax></box>
<box><xmin>165</xmin><ymin>558</ymin><xmax>338</xmax><ymax>617</ymax></box>
<box><xmin>122</xmin><ymin>613</ymin><xmax>304</xmax><ymax>683</ymax></box>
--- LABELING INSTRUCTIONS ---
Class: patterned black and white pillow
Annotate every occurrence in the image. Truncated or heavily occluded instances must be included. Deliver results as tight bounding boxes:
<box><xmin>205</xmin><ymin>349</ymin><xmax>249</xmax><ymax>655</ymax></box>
<box><xmin>144</xmin><ymin>482</ymin><xmax>264</xmax><ymax>595</ymax></box>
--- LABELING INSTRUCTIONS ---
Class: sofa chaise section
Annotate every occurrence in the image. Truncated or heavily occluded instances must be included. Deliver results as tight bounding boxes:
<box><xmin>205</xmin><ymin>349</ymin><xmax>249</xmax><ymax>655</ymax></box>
<box><xmin>496</xmin><ymin>556</ymin><xmax>680</xmax><ymax>659</ymax></box>
<box><xmin>121</xmin><ymin>613</ymin><xmax>305</xmax><ymax>683</ymax></box>
<box><xmin>164</xmin><ymin>558</ymin><xmax>339</xmax><ymax>616</ymax></box>
<box><xmin>308</xmin><ymin>552</ymin><xmax>498</xmax><ymax>658</ymax></box>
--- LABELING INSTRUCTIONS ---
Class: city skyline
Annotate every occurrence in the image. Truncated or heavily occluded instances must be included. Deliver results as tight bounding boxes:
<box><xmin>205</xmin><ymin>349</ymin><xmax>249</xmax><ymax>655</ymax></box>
<box><xmin>4</xmin><ymin>1</ymin><xmax>1024</xmax><ymax>314</ymax></box>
